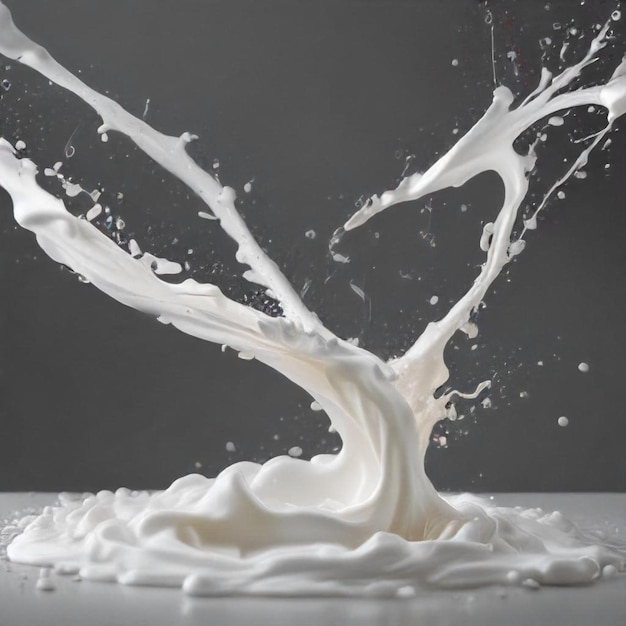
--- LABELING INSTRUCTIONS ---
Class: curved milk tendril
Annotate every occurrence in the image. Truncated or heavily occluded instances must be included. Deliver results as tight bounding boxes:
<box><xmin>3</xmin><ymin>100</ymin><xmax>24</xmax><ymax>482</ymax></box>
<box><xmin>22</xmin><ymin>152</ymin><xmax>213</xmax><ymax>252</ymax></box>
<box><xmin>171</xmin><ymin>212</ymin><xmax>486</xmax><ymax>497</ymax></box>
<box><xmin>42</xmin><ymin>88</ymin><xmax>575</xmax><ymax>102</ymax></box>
<box><xmin>0</xmin><ymin>4</ymin><xmax>625</xmax><ymax>596</ymax></box>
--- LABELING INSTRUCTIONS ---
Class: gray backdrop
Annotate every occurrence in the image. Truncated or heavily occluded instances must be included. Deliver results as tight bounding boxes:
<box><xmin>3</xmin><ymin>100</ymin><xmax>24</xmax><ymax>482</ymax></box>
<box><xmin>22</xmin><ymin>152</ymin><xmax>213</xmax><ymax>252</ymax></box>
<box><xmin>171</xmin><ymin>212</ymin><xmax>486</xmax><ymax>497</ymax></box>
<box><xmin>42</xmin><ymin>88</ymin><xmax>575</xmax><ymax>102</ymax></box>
<box><xmin>0</xmin><ymin>0</ymin><xmax>624</xmax><ymax>492</ymax></box>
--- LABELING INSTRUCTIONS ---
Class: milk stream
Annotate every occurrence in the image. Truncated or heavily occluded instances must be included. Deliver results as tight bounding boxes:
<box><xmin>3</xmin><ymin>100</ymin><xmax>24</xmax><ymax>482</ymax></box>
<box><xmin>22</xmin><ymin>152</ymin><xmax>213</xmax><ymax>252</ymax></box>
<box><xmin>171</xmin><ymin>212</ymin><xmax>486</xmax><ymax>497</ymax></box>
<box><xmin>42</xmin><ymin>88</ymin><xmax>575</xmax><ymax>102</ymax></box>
<box><xmin>1</xmin><ymin>3</ymin><xmax>625</xmax><ymax>596</ymax></box>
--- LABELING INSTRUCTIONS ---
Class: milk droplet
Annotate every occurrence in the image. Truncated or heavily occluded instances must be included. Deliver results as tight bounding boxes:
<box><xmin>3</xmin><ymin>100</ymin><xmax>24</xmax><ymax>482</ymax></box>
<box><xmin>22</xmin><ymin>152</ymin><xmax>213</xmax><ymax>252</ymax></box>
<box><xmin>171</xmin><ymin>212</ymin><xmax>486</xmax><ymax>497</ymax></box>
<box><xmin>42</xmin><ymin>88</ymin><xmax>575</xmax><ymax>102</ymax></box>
<box><xmin>35</xmin><ymin>567</ymin><xmax>55</xmax><ymax>591</ymax></box>
<box><xmin>602</xmin><ymin>564</ymin><xmax>617</xmax><ymax>579</ymax></box>
<box><xmin>350</xmin><ymin>282</ymin><xmax>366</xmax><ymax>302</ymax></box>
<box><xmin>396</xmin><ymin>585</ymin><xmax>416</xmax><ymax>598</ymax></box>
<box><xmin>305</xmin><ymin>229</ymin><xmax>316</xmax><ymax>239</ymax></box>
<box><xmin>524</xmin><ymin>215</ymin><xmax>538</xmax><ymax>230</ymax></box>
<box><xmin>558</xmin><ymin>416</ymin><xmax>569</xmax><ymax>427</ymax></box>
<box><xmin>288</xmin><ymin>446</ymin><xmax>303</xmax><ymax>458</ymax></box>
<box><xmin>128</xmin><ymin>239</ymin><xmax>142</xmax><ymax>258</ymax></box>
<box><xmin>225</xmin><ymin>441</ymin><xmax>236</xmax><ymax>453</ymax></box>
<box><xmin>451</xmin><ymin>58</ymin><xmax>459</xmax><ymax>67</ymax></box>
<box><xmin>86</xmin><ymin>204</ymin><xmax>102</xmax><ymax>221</ymax></box>
<box><xmin>577</xmin><ymin>362</ymin><xmax>589</xmax><ymax>372</ymax></box>
<box><xmin>506</xmin><ymin>570</ymin><xmax>521</xmax><ymax>584</ymax></box>
<box><xmin>522</xmin><ymin>578</ymin><xmax>540</xmax><ymax>590</ymax></box>
<box><xmin>508</xmin><ymin>239</ymin><xmax>526</xmax><ymax>257</ymax></box>
<box><xmin>429</xmin><ymin>295</ymin><xmax>439</xmax><ymax>305</ymax></box>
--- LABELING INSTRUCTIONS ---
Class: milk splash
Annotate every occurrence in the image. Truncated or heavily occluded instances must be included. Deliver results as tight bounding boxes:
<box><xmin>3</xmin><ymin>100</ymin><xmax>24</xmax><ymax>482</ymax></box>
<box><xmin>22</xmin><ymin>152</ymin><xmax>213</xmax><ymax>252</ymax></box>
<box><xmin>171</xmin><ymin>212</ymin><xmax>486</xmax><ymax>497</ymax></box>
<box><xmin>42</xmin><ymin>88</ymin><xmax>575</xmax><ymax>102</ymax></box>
<box><xmin>1</xmin><ymin>3</ymin><xmax>625</xmax><ymax>596</ymax></box>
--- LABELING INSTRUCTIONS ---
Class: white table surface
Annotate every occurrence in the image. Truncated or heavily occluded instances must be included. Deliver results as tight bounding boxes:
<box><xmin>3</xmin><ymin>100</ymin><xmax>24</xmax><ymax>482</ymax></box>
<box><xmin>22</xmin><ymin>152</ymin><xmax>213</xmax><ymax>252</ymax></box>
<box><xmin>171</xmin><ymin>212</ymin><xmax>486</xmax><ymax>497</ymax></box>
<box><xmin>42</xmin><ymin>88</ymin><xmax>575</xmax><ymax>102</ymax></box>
<box><xmin>1</xmin><ymin>492</ymin><xmax>624</xmax><ymax>626</ymax></box>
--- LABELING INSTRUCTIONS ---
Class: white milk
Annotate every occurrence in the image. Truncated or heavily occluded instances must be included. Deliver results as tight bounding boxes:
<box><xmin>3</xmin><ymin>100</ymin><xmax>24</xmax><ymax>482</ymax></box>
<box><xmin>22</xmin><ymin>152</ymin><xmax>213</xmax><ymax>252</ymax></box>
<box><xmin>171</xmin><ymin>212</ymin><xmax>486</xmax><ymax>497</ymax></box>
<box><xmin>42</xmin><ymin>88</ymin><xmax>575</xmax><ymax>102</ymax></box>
<box><xmin>0</xmin><ymin>3</ymin><xmax>624</xmax><ymax>595</ymax></box>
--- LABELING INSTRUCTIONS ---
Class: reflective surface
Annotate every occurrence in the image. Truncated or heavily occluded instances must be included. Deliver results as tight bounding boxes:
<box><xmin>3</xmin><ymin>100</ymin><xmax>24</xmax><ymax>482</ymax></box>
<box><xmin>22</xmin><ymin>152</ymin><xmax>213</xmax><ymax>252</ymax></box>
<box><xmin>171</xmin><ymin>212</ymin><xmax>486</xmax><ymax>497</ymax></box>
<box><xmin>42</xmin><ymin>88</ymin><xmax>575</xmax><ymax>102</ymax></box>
<box><xmin>1</xmin><ymin>493</ymin><xmax>624</xmax><ymax>625</ymax></box>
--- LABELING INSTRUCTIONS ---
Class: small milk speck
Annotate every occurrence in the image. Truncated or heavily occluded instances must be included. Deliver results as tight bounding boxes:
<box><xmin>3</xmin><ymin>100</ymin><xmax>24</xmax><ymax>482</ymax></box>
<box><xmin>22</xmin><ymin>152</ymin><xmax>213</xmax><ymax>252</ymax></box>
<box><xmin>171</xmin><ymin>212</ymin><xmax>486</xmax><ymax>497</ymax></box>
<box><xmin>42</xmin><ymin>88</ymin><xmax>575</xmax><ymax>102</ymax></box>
<box><xmin>602</xmin><ymin>564</ymin><xmax>617</xmax><ymax>579</ymax></box>
<box><xmin>522</xmin><ymin>578</ymin><xmax>540</xmax><ymax>590</ymax></box>
<box><xmin>558</xmin><ymin>416</ymin><xmax>569</xmax><ymax>427</ymax></box>
<box><xmin>396</xmin><ymin>585</ymin><xmax>416</xmax><ymax>598</ymax></box>
<box><xmin>577</xmin><ymin>362</ymin><xmax>589</xmax><ymax>373</ymax></box>
<box><xmin>506</xmin><ymin>570</ymin><xmax>520</xmax><ymax>584</ymax></box>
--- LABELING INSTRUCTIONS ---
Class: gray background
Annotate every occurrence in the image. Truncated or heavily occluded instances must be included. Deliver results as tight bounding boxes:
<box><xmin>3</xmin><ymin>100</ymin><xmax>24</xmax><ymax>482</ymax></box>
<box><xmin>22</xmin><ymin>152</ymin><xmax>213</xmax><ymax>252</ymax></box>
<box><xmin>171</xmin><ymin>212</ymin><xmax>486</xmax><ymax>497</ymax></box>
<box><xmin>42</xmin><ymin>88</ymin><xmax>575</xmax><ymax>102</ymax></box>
<box><xmin>0</xmin><ymin>0</ymin><xmax>624</xmax><ymax>492</ymax></box>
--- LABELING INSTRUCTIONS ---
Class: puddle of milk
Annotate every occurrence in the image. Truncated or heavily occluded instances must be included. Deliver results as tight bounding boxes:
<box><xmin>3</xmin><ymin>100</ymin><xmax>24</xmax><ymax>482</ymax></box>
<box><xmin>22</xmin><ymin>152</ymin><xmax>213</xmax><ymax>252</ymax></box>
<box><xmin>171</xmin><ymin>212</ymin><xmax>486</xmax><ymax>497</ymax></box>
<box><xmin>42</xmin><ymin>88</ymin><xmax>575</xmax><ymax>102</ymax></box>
<box><xmin>0</xmin><ymin>2</ymin><xmax>625</xmax><ymax>596</ymax></box>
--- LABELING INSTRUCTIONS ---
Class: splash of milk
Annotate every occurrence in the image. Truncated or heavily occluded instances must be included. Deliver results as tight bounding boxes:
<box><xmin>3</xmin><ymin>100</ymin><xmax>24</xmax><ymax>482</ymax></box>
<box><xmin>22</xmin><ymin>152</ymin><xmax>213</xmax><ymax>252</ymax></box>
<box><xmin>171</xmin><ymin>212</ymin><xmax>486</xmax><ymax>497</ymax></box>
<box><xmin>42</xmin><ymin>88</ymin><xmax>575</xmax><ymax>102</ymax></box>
<box><xmin>0</xmin><ymin>4</ymin><xmax>625</xmax><ymax>595</ymax></box>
